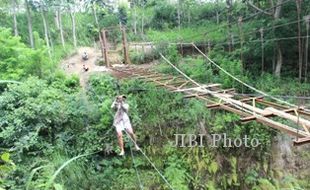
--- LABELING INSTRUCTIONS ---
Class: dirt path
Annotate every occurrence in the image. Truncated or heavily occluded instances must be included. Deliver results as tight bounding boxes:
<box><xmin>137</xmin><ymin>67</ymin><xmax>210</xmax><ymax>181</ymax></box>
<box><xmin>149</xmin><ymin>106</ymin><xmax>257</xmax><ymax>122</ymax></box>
<box><xmin>60</xmin><ymin>47</ymin><xmax>110</xmax><ymax>87</ymax></box>
<box><xmin>60</xmin><ymin>46</ymin><xmax>157</xmax><ymax>86</ymax></box>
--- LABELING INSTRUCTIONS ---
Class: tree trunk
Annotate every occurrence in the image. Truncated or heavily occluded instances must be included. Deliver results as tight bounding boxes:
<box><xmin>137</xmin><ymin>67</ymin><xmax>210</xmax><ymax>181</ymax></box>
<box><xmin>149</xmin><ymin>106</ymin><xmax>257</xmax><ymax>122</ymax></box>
<box><xmin>273</xmin><ymin>0</ymin><xmax>284</xmax><ymax>76</ymax></box>
<box><xmin>41</xmin><ymin>7</ymin><xmax>51</xmax><ymax>58</ymax></box>
<box><xmin>177</xmin><ymin>0</ymin><xmax>181</xmax><ymax>31</ymax></box>
<box><xmin>25</xmin><ymin>0</ymin><xmax>34</xmax><ymax>48</ymax></box>
<box><xmin>275</xmin><ymin>46</ymin><xmax>283</xmax><ymax>77</ymax></box>
<box><xmin>12</xmin><ymin>0</ymin><xmax>18</xmax><ymax>36</ymax></box>
<box><xmin>58</xmin><ymin>10</ymin><xmax>65</xmax><ymax>48</ymax></box>
<box><xmin>226</xmin><ymin>0</ymin><xmax>233</xmax><ymax>52</ymax></box>
<box><xmin>187</xmin><ymin>10</ymin><xmax>191</xmax><ymax>25</ymax></box>
<box><xmin>296</xmin><ymin>0</ymin><xmax>302</xmax><ymax>81</ymax></box>
<box><xmin>216</xmin><ymin>0</ymin><xmax>220</xmax><ymax>24</ymax></box>
<box><xmin>141</xmin><ymin>9</ymin><xmax>145</xmax><ymax>34</ymax></box>
<box><xmin>54</xmin><ymin>12</ymin><xmax>60</xmax><ymax>30</ymax></box>
<box><xmin>305</xmin><ymin>16</ymin><xmax>310</xmax><ymax>82</ymax></box>
<box><xmin>133</xmin><ymin>4</ymin><xmax>137</xmax><ymax>34</ymax></box>
<box><xmin>70</xmin><ymin>10</ymin><xmax>77</xmax><ymax>49</ymax></box>
<box><xmin>92</xmin><ymin>3</ymin><xmax>104</xmax><ymax>58</ymax></box>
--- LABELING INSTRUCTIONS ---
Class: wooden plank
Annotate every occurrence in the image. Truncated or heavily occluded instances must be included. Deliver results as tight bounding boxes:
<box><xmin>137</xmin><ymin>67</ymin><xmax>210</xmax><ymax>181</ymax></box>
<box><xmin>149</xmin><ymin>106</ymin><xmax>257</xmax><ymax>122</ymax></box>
<box><xmin>240</xmin><ymin>108</ymin><xmax>296</xmax><ymax>122</ymax></box>
<box><xmin>214</xmin><ymin>88</ymin><xmax>235</xmax><ymax>94</ymax></box>
<box><xmin>144</xmin><ymin>76</ymin><xmax>175</xmax><ymax>82</ymax></box>
<box><xmin>177</xmin><ymin>81</ymin><xmax>190</xmax><ymax>89</ymax></box>
<box><xmin>207</xmin><ymin>96</ymin><xmax>263</xmax><ymax>108</ymax></box>
<box><xmin>266</xmin><ymin>107</ymin><xmax>310</xmax><ymax>130</ymax></box>
<box><xmin>219</xmin><ymin>104</ymin><xmax>251</xmax><ymax>117</ymax></box>
<box><xmin>255</xmin><ymin>117</ymin><xmax>309</xmax><ymax>138</ymax></box>
<box><xmin>136</xmin><ymin>74</ymin><xmax>163</xmax><ymax>79</ymax></box>
<box><xmin>155</xmin><ymin>81</ymin><xmax>188</xmax><ymax>87</ymax></box>
<box><xmin>293</xmin><ymin>137</ymin><xmax>310</xmax><ymax>146</ymax></box>
<box><xmin>184</xmin><ymin>88</ymin><xmax>236</xmax><ymax>98</ymax></box>
<box><xmin>257</xmin><ymin>99</ymin><xmax>310</xmax><ymax>117</ymax></box>
<box><xmin>174</xmin><ymin>84</ymin><xmax>221</xmax><ymax>92</ymax></box>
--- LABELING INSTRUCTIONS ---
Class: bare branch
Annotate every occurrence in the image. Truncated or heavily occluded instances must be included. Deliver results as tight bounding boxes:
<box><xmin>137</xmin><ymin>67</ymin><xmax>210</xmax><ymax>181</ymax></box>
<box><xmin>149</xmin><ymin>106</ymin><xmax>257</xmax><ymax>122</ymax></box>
<box><xmin>247</xmin><ymin>1</ymin><xmax>273</xmax><ymax>16</ymax></box>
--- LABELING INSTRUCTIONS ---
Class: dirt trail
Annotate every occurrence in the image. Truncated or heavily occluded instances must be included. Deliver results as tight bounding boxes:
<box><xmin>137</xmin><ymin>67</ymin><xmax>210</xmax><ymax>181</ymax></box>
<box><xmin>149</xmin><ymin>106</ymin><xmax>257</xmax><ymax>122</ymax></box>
<box><xmin>60</xmin><ymin>47</ymin><xmax>110</xmax><ymax>87</ymax></box>
<box><xmin>60</xmin><ymin>46</ymin><xmax>155</xmax><ymax>86</ymax></box>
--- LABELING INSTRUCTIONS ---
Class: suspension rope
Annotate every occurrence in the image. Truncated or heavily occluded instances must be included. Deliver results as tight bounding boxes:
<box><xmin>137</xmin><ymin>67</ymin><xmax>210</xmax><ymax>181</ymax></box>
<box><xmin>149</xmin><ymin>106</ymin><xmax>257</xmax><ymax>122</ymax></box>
<box><xmin>192</xmin><ymin>43</ymin><xmax>310</xmax><ymax>112</ymax></box>
<box><xmin>124</xmin><ymin>130</ymin><xmax>175</xmax><ymax>190</ymax></box>
<box><xmin>159</xmin><ymin>50</ymin><xmax>308</xmax><ymax>137</ymax></box>
<box><xmin>129</xmin><ymin>141</ymin><xmax>144</xmax><ymax>190</ymax></box>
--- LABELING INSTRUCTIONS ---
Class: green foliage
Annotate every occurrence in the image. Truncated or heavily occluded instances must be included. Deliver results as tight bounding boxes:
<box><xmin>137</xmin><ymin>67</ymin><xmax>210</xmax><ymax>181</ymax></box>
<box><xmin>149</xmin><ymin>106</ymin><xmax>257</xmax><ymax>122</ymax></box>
<box><xmin>0</xmin><ymin>28</ymin><xmax>50</xmax><ymax>80</ymax></box>
<box><xmin>151</xmin><ymin>1</ymin><xmax>177</xmax><ymax>29</ymax></box>
<box><xmin>0</xmin><ymin>76</ymin><xmax>97</xmax><ymax>156</ymax></box>
<box><xmin>0</xmin><ymin>152</ymin><xmax>15</xmax><ymax>188</ymax></box>
<box><xmin>130</xmin><ymin>50</ymin><xmax>159</xmax><ymax>65</ymax></box>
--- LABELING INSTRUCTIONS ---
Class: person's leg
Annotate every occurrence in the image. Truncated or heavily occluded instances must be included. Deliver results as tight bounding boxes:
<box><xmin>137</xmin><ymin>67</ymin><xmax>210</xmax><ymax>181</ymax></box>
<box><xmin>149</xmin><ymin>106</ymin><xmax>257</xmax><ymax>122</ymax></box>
<box><xmin>126</xmin><ymin>127</ymin><xmax>140</xmax><ymax>150</ymax></box>
<box><xmin>117</xmin><ymin>130</ymin><xmax>125</xmax><ymax>155</ymax></box>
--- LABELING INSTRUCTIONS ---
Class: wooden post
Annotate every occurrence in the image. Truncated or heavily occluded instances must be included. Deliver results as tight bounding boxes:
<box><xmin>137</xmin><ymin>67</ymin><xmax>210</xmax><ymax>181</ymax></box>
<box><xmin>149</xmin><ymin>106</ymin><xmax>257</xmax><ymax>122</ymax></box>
<box><xmin>101</xmin><ymin>29</ymin><xmax>109</xmax><ymax>67</ymax></box>
<box><xmin>142</xmin><ymin>43</ymin><xmax>145</xmax><ymax>57</ymax></box>
<box><xmin>99</xmin><ymin>33</ymin><xmax>105</xmax><ymax>63</ymax></box>
<box><xmin>260</xmin><ymin>28</ymin><xmax>264</xmax><ymax>74</ymax></box>
<box><xmin>304</xmin><ymin>15</ymin><xmax>310</xmax><ymax>82</ymax></box>
<box><xmin>121</xmin><ymin>25</ymin><xmax>131</xmax><ymax>64</ymax></box>
<box><xmin>181</xmin><ymin>40</ymin><xmax>184</xmax><ymax>56</ymax></box>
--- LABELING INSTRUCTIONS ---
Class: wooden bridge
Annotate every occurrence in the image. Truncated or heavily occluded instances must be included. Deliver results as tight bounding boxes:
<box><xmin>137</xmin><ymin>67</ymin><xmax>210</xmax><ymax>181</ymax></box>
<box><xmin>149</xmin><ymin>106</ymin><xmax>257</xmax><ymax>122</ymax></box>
<box><xmin>111</xmin><ymin>65</ymin><xmax>310</xmax><ymax>146</ymax></box>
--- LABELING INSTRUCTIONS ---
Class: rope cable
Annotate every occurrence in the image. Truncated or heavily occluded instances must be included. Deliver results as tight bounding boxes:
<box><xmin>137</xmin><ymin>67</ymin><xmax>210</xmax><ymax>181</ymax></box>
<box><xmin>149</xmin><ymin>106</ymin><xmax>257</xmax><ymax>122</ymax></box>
<box><xmin>124</xmin><ymin>130</ymin><xmax>175</xmax><ymax>190</ymax></box>
<box><xmin>192</xmin><ymin>43</ymin><xmax>310</xmax><ymax>112</ymax></box>
<box><xmin>129</xmin><ymin>141</ymin><xmax>144</xmax><ymax>190</ymax></box>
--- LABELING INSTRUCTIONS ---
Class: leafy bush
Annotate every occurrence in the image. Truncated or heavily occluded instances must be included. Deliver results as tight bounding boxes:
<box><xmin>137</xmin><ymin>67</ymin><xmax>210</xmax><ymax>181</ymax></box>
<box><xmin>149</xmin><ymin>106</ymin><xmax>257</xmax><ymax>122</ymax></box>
<box><xmin>0</xmin><ymin>28</ymin><xmax>50</xmax><ymax>80</ymax></box>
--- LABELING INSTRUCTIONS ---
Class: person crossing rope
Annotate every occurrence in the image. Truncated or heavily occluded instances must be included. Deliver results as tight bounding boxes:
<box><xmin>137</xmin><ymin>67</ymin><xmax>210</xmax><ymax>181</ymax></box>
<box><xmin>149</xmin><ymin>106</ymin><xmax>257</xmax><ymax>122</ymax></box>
<box><xmin>111</xmin><ymin>95</ymin><xmax>140</xmax><ymax>156</ymax></box>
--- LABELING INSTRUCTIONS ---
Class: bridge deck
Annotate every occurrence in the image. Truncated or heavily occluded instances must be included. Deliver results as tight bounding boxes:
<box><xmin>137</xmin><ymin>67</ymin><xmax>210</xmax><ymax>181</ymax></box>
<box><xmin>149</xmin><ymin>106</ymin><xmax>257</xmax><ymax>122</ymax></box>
<box><xmin>111</xmin><ymin>66</ymin><xmax>310</xmax><ymax>145</ymax></box>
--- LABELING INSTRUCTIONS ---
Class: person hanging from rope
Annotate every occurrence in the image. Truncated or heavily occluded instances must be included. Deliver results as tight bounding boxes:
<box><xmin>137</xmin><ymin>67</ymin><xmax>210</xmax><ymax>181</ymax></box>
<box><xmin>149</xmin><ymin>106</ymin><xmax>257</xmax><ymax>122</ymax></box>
<box><xmin>111</xmin><ymin>95</ymin><xmax>140</xmax><ymax>156</ymax></box>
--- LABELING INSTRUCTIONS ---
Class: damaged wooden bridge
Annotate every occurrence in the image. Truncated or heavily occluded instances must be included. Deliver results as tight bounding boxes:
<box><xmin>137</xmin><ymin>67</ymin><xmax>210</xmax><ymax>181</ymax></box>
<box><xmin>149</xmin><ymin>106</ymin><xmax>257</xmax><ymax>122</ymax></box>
<box><xmin>112</xmin><ymin>65</ymin><xmax>310</xmax><ymax>146</ymax></box>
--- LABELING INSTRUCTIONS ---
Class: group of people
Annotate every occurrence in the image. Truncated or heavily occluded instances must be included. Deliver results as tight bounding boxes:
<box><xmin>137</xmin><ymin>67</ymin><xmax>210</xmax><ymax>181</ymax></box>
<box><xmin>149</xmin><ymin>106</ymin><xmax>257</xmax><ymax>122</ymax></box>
<box><xmin>82</xmin><ymin>51</ymin><xmax>89</xmax><ymax>72</ymax></box>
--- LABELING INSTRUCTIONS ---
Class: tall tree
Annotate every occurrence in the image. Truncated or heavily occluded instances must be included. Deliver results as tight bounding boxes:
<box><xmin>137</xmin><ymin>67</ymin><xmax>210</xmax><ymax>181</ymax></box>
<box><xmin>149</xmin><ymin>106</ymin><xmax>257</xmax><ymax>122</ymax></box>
<box><xmin>12</xmin><ymin>0</ymin><xmax>19</xmax><ymax>36</ymax></box>
<box><xmin>39</xmin><ymin>0</ymin><xmax>51</xmax><ymax>57</ymax></box>
<box><xmin>246</xmin><ymin>0</ymin><xmax>285</xmax><ymax>77</ymax></box>
<box><xmin>69</xmin><ymin>2</ymin><xmax>77</xmax><ymax>49</ymax></box>
<box><xmin>25</xmin><ymin>0</ymin><xmax>34</xmax><ymax>48</ymax></box>
<box><xmin>296</xmin><ymin>0</ymin><xmax>302</xmax><ymax>81</ymax></box>
<box><xmin>58</xmin><ymin>1</ymin><xmax>65</xmax><ymax>49</ymax></box>
<box><xmin>226</xmin><ymin>0</ymin><xmax>233</xmax><ymax>53</ymax></box>
<box><xmin>177</xmin><ymin>0</ymin><xmax>181</xmax><ymax>31</ymax></box>
<box><xmin>273</xmin><ymin>0</ymin><xmax>284</xmax><ymax>77</ymax></box>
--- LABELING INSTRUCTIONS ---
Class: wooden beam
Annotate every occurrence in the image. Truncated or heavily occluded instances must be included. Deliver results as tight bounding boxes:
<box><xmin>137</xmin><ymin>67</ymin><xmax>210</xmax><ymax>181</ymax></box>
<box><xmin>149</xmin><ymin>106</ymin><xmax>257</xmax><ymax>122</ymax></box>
<box><xmin>136</xmin><ymin>74</ymin><xmax>163</xmax><ymax>79</ymax></box>
<box><xmin>266</xmin><ymin>107</ymin><xmax>310</xmax><ymax>130</ymax></box>
<box><xmin>255</xmin><ymin>117</ymin><xmax>308</xmax><ymax>138</ymax></box>
<box><xmin>219</xmin><ymin>104</ymin><xmax>251</xmax><ymax>117</ymax></box>
<box><xmin>293</xmin><ymin>137</ymin><xmax>310</xmax><ymax>146</ymax></box>
<box><xmin>207</xmin><ymin>96</ymin><xmax>263</xmax><ymax>108</ymax></box>
<box><xmin>214</xmin><ymin>88</ymin><xmax>235</xmax><ymax>94</ymax></box>
<box><xmin>155</xmin><ymin>80</ymin><xmax>188</xmax><ymax>87</ymax></box>
<box><xmin>101</xmin><ymin>29</ymin><xmax>109</xmax><ymax>67</ymax></box>
<box><xmin>257</xmin><ymin>99</ymin><xmax>310</xmax><ymax>117</ymax></box>
<box><xmin>184</xmin><ymin>88</ymin><xmax>236</xmax><ymax>99</ymax></box>
<box><xmin>174</xmin><ymin>84</ymin><xmax>221</xmax><ymax>92</ymax></box>
<box><xmin>240</xmin><ymin>108</ymin><xmax>296</xmax><ymax>122</ymax></box>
